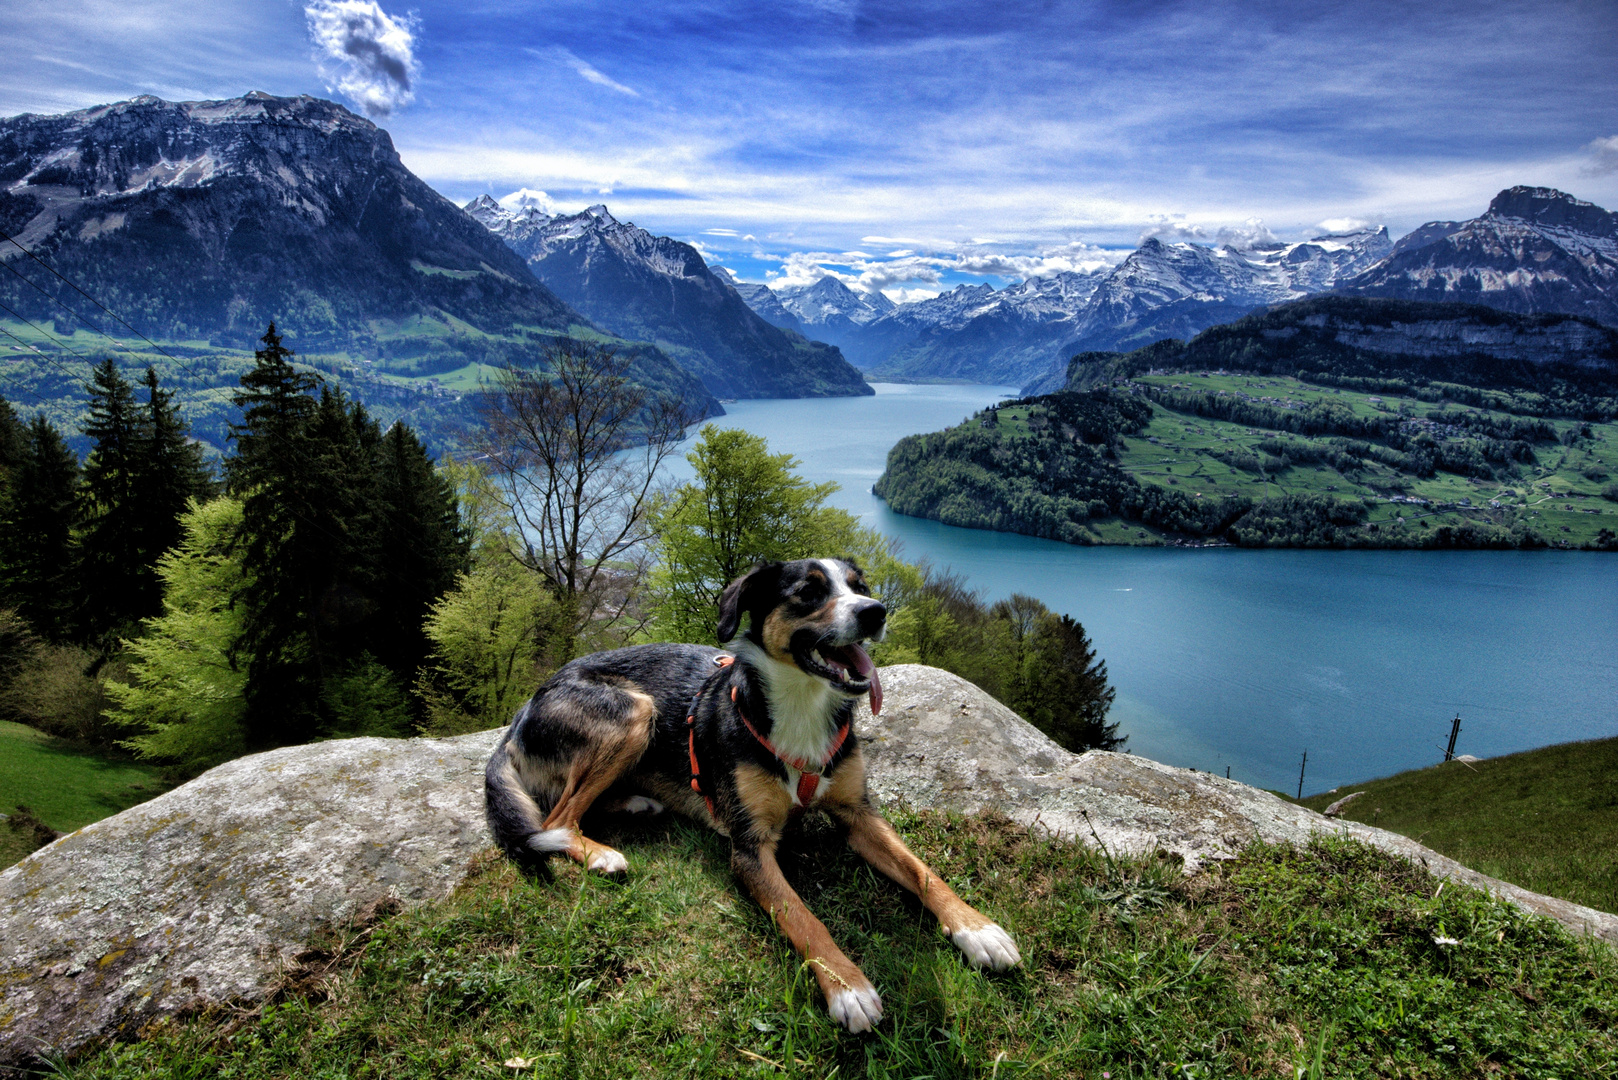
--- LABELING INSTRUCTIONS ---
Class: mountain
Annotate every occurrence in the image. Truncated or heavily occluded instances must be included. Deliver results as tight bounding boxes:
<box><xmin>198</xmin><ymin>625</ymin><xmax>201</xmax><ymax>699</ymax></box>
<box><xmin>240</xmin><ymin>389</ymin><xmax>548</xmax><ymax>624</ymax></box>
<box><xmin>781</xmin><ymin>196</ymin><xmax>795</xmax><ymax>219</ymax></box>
<box><xmin>735</xmin><ymin>227</ymin><xmax>1389</xmax><ymax>387</ymax></box>
<box><xmin>1061</xmin><ymin>295</ymin><xmax>1618</xmax><ymax>399</ymax></box>
<box><xmin>1342</xmin><ymin>187</ymin><xmax>1618</xmax><ymax>326</ymax></box>
<box><xmin>0</xmin><ymin>93</ymin><xmax>719</xmax><ymax>441</ymax></box>
<box><xmin>0</xmin><ymin>93</ymin><xmax>586</xmax><ymax>352</ymax></box>
<box><xmin>718</xmin><ymin>272</ymin><xmax>803</xmax><ymax>335</ymax></box>
<box><xmin>751</xmin><ymin>277</ymin><xmax>896</xmax><ymax>368</ymax></box>
<box><xmin>467</xmin><ymin>199</ymin><xmax>871</xmax><ymax>399</ymax></box>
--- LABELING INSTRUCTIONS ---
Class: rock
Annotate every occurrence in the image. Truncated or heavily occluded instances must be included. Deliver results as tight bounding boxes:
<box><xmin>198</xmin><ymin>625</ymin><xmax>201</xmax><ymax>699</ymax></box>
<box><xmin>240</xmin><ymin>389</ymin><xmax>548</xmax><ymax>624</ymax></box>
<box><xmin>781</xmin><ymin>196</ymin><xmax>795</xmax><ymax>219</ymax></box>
<box><xmin>855</xmin><ymin>666</ymin><xmax>1618</xmax><ymax>946</ymax></box>
<box><xmin>3</xmin><ymin>664</ymin><xmax>1614</xmax><ymax>1069</ymax></box>
<box><xmin>1323</xmin><ymin>791</ymin><xmax>1367</xmax><ymax>817</ymax></box>
<box><xmin>0</xmin><ymin>731</ymin><xmax>501</xmax><ymax>1069</ymax></box>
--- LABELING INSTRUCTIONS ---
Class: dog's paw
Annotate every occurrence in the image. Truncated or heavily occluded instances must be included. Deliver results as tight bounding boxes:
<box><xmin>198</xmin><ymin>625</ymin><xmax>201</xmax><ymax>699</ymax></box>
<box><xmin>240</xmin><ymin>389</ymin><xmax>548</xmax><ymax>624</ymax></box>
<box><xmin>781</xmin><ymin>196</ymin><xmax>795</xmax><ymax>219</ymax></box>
<box><xmin>827</xmin><ymin>984</ymin><xmax>883</xmax><ymax>1033</ymax></box>
<box><xmin>951</xmin><ymin>923</ymin><xmax>1021</xmax><ymax>971</ymax></box>
<box><xmin>621</xmin><ymin>796</ymin><xmax>664</xmax><ymax>815</ymax></box>
<box><xmin>587</xmin><ymin>848</ymin><xmax>629</xmax><ymax>875</ymax></box>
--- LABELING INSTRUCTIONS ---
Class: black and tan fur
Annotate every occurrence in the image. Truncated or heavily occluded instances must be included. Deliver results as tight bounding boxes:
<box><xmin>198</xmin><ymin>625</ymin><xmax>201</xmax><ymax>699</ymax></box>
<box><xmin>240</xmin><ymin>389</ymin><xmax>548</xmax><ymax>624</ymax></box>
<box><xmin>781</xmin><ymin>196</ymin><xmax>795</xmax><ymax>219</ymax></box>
<box><xmin>485</xmin><ymin>558</ymin><xmax>1020</xmax><ymax>1032</ymax></box>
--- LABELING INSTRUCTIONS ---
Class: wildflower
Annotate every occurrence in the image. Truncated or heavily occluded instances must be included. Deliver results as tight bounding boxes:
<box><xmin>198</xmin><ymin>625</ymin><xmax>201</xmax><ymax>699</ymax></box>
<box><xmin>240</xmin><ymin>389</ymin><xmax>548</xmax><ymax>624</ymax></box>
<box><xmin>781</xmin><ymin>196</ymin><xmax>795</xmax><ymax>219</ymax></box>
<box><xmin>1433</xmin><ymin>935</ymin><xmax>1460</xmax><ymax>946</ymax></box>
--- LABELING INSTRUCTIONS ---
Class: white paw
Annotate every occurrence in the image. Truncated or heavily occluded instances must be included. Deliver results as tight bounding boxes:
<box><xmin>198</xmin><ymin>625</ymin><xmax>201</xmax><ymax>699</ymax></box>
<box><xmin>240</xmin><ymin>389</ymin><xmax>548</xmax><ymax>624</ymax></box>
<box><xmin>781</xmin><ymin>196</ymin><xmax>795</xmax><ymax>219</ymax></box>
<box><xmin>587</xmin><ymin>849</ymin><xmax>628</xmax><ymax>874</ymax></box>
<box><xmin>951</xmin><ymin>923</ymin><xmax>1021</xmax><ymax>971</ymax></box>
<box><xmin>622</xmin><ymin>796</ymin><xmax>664</xmax><ymax>815</ymax></box>
<box><xmin>827</xmin><ymin>984</ymin><xmax>883</xmax><ymax>1033</ymax></box>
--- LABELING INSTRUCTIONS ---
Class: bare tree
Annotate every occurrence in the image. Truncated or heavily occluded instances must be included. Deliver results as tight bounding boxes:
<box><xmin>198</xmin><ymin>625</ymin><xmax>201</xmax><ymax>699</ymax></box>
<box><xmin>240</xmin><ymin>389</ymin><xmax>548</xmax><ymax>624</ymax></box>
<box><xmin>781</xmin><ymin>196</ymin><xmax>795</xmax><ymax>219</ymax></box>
<box><xmin>477</xmin><ymin>340</ymin><xmax>699</xmax><ymax>643</ymax></box>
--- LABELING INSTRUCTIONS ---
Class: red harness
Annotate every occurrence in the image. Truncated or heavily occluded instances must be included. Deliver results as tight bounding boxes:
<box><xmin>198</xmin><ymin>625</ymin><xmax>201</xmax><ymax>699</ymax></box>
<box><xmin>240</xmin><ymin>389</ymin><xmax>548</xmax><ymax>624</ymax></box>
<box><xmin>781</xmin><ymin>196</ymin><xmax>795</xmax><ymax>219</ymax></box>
<box><xmin>687</xmin><ymin>655</ymin><xmax>852</xmax><ymax>815</ymax></box>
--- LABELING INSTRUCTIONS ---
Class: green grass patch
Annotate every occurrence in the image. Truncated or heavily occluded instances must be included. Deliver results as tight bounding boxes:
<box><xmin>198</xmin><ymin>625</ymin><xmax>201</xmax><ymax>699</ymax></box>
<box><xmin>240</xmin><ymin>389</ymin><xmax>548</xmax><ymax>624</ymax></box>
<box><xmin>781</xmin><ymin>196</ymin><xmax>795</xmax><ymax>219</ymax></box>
<box><xmin>0</xmin><ymin>720</ymin><xmax>167</xmax><ymax>865</ymax></box>
<box><xmin>57</xmin><ymin>810</ymin><xmax>1618</xmax><ymax>1078</ymax></box>
<box><xmin>1300</xmin><ymin>736</ymin><xmax>1618</xmax><ymax>916</ymax></box>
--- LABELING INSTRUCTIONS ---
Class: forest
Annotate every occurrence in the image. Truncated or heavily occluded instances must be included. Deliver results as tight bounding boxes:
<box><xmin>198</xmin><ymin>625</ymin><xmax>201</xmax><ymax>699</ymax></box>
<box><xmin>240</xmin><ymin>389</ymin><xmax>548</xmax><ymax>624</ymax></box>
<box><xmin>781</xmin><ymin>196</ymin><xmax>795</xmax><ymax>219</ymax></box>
<box><xmin>0</xmin><ymin>327</ymin><xmax>1121</xmax><ymax>850</ymax></box>
<box><xmin>875</xmin><ymin>379</ymin><xmax>1618</xmax><ymax>551</ymax></box>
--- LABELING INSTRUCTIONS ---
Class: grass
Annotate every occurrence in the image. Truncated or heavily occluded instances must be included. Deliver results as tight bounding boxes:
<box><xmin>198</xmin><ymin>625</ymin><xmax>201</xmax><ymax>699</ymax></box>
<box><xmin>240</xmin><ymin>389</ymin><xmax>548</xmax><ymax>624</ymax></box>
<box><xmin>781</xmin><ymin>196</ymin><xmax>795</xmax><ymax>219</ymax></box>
<box><xmin>1299</xmin><ymin>735</ymin><xmax>1618</xmax><ymax>916</ymax></box>
<box><xmin>0</xmin><ymin>720</ymin><xmax>167</xmax><ymax>867</ymax></box>
<box><xmin>50</xmin><ymin>808</ymin><xmax>1618</xmax><ymax>1078</ymax></box>
<box><xmin>991</xmin><ymin>372</ymin><xmax>1618</xmax><ymax>547</ymax></box>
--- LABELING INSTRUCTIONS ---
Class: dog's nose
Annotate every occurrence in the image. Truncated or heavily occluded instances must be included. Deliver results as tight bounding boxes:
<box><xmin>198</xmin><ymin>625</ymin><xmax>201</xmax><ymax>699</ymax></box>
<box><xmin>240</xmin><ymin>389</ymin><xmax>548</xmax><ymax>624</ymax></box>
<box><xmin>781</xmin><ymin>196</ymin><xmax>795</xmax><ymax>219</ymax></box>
<box><xmin>855</xmin><ymin>600</ymin><xmax>887</xmax><ymax>635</ymax></box>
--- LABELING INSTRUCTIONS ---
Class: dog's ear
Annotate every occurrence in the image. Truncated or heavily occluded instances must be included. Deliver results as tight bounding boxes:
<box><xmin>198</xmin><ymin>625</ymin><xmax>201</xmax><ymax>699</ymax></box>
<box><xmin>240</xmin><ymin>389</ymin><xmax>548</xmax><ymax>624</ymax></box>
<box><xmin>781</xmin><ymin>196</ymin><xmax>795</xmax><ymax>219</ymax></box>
<box><xmin>717</xmin><ymin>561</ymin><xmax>781</xmax><ymax>643</ymax></box>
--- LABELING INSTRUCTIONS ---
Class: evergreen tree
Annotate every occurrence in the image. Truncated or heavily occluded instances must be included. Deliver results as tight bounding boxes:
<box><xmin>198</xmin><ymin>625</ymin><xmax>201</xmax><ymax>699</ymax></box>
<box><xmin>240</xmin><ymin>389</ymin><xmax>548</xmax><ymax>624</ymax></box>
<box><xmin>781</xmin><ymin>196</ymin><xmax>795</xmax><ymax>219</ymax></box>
<box><xmin>77</xmin><ymin>358</ymin><xmax>144</xmax><ymax>643</ymax></box>
<box><xmin>131</xmin><ymin>366</ymin><xmax>212</xmax><ymax>591</ymax></box>
<box><xmin>371</xmin><ymin>422</ymin><xmax>469</xmax><ymax>683</ymax></box>
<box><xmin>1012</xmin><ymin>609</ymin><xmax>1122</xmax><ymax>753</ymax></box>
<box><xmin>0</xmin><ymin>415</ymin><xmax>80</xmax><ymax>640</ymax></box>
<box><xmin>227</xmin><ymin>324</ymin><xmax>328</xmax><ymax>746</ymax></box>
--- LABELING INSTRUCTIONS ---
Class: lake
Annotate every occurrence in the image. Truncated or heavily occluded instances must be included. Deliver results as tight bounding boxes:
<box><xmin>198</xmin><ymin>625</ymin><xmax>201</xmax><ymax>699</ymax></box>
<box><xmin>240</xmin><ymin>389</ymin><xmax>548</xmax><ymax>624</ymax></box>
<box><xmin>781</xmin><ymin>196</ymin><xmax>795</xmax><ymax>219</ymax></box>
<box><xmin>668</xmin><ymin>383</ymin><xmax>1618</xmax><ymax>795</ymax></box>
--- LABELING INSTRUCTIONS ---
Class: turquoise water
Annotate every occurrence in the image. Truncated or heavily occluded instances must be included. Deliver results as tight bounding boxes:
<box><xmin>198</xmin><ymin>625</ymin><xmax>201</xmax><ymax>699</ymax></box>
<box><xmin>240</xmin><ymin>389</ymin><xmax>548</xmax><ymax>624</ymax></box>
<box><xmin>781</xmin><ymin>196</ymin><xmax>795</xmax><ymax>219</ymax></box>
<box><xmin>672</xmin><ymin>384</ymin><xmax>1618</xmax><ymax>795</ymax></box>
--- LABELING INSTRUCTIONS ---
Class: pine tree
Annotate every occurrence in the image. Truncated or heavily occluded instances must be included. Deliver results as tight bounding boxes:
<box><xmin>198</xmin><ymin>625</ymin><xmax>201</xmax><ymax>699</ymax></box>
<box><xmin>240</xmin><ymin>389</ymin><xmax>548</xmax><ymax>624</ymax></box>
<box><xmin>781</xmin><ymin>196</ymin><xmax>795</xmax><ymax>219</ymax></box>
<box><xmin>370</xmin><ymin>422</ymin><xmax>469</xmax><ymax>685</ymax></box>
<box><xmin>77</xmin><ymin>358</ymin><xmax>144</xmax><ymax>643</ymax></box>
<box><xmin>0</xmin><ymin>415</ymin><xmax>80</xmax><ymax>640</ymax></box>
<box><xmin>228</xmin><ymin>324</ymin><xmax>327</xmax><ymax>746</ymax></box>
<box><xmin>129</xmin><ymin>366</ymin><xmax>212</xmax><ymax>603</ymax></box>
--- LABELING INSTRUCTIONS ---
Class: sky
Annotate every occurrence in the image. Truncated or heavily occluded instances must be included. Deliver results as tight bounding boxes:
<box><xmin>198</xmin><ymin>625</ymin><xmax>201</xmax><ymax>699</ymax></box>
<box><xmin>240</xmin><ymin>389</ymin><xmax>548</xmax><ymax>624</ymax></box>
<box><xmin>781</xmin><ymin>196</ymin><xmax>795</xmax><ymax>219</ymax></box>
<box><xmin>4</xmin><ymin>0</ymin><xmax>1617</xmax><ymax>300</ymax></box>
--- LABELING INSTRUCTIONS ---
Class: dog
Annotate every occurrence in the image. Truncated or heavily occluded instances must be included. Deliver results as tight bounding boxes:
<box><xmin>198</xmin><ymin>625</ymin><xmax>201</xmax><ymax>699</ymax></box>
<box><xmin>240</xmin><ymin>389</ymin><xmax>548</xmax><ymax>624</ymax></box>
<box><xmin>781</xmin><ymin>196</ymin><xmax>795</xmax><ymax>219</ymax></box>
<box><xmin>484</xmin><ymin>557</ymin><xmax>1020</xmax><ymax>1033</ymax></box>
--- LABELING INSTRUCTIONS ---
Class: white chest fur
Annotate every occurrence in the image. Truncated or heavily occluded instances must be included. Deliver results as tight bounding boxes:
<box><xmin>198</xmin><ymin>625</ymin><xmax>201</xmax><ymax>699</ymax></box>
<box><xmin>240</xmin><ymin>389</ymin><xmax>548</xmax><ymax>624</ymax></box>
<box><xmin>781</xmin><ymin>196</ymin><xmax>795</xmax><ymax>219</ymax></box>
<box><xmin>734</xmin><ymin>639</ymin><xmax>845</xmax><ymax>769</ymax></box>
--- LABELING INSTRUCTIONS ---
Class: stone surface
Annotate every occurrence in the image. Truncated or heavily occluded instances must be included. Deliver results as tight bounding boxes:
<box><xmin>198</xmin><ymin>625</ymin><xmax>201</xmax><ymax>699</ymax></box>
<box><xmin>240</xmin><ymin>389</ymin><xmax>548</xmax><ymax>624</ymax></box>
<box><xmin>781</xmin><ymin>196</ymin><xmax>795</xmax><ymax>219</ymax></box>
<box><xmin>0</xmin><ymin>732</ymin><xmax>501</xmax><ymax>1067</ymax></box>
<box><xmin>3</xmin><ymin>664</ymin><xmax>1614</xmax><ymax>1069</ymax></box>
<box><xmin>856</xmin><ymin>666</ymin><xmax>1618</xmax><ymax>946</ymax></box>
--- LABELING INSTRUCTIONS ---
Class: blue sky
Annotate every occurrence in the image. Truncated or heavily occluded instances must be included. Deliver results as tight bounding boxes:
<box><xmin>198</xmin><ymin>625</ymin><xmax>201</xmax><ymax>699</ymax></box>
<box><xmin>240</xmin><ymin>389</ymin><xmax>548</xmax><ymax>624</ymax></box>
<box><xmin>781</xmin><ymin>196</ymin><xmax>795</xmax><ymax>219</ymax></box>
<box><xmin>5</xmin><ymin>0</ymin><xmax>1617</xmax><ymax>299</ymax></box>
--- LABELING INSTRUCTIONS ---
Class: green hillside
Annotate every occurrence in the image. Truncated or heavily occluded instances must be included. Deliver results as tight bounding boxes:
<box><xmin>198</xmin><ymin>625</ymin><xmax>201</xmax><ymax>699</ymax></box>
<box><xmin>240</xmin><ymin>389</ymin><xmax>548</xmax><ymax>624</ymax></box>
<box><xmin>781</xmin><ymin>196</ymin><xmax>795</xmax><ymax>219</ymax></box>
<box><xmin>0</xmin><ymin>316</ymin><xmax>716</xmax><ymax>456</ymax></box>
<box><xmin>1300</xmin><ymin>736</ymin><xmax>1618</xmax><ymax>915</ymax></box>
<box><xmin>0</xmin><ymin>721</ymin><xmax>166</xmax><ymax>867</ymax></box>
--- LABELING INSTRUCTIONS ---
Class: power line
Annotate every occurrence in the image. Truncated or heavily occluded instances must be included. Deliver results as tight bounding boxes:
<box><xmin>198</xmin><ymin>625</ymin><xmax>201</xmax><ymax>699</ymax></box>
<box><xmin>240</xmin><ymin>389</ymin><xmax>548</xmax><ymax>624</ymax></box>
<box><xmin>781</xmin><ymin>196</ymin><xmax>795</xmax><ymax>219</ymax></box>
<box><xmin>0</xmin><ymin>298</ymin><xmax>98</xmax><ymax>382</ymax></box>
<box><xmin>0</xmin><ymin>254</ymin><xmax>138</xmax><ymax>360</ymax></box>
<box><xmin>1</xmin><ymin>229</ymin><xmax>183</xmax><ymax>366</ymax></box>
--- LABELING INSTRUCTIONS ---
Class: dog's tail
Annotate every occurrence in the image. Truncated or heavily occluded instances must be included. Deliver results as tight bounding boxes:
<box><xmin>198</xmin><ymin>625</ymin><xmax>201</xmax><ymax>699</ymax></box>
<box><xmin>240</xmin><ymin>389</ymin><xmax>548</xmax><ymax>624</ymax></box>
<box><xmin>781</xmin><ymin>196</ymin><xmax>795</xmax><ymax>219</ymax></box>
<box><xmin>485</xmin><ymin>728</ymin><xmax>571</xmax><ymax>866</ymax></box>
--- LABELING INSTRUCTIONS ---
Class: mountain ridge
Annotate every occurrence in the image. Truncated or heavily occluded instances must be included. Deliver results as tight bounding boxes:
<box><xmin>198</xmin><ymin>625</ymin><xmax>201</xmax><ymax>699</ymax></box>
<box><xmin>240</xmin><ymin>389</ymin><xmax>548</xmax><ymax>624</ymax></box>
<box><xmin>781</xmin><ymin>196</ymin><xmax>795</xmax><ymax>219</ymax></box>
<box><xmin>467</xmin><ymin>198</ymin><xmax>872</xmax><ymax>399</ymax></box>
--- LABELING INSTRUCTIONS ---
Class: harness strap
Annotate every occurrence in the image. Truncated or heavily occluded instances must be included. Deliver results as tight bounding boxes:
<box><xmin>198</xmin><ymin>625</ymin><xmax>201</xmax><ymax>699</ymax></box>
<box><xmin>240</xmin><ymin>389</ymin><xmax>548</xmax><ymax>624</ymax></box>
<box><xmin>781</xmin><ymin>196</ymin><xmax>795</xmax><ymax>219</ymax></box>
<box><xmin>686</xmin><ymin>654</ymin><xmax>735</xmax><ymax>818</ymax></box>
<box><xmin>730</xmin><ymin>684</ymin><xmax>851</xmax><ymax>807</ymax></box>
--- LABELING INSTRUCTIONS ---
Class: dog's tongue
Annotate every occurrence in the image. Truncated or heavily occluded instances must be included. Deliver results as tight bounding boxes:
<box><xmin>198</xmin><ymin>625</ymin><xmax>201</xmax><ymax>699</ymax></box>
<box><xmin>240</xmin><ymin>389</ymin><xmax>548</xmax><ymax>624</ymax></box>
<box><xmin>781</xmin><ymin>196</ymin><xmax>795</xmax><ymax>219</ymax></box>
<box><xmin>847</xmin><ymin>643</ymin><xmax>882</xmax><ymax>715</ymax></box>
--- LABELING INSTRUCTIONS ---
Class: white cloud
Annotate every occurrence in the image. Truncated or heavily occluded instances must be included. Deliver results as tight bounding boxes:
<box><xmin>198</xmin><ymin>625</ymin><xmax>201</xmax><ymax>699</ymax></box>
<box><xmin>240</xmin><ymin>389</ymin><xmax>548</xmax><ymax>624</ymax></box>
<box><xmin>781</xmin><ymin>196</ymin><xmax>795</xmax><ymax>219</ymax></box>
<box><xmin>499</xmin><ymin>187</ymin><xmax>558</xmax><ymax>215</ymax></box>
<box><xmin>1215</xmin><ymin>218</ymin><xmax>1280</xmax><ymax>250</ymax></box>
<box><xmin>883</xmin><ymin>286</ymin><xmax>946</xmax><ymax>304</ymax></box>
<box><xmin>1583</xmin><ymin>135</ymin><xmax>1618</xmax><ymax>177</ymax></box>
<box><xmin>1139</xmin><ymin>218</ymin><xmax>1209</xmax><ymax>244</ymax></box>
<box><xmin>530</xmin><ymin>47</ymin><xmax>639</xmax><ymax>97</ymax></box>
<box><xmin>1315</xmin><ymin>216</ymin><xmax>1377</xmax><ymax>235</ymax></box>
<box><xmin>703</xmin><ymin>227</ymin><xmax>740</xmax><ymax>236</ymax></box>
<box><xmin>304</xmin><ymin>0</ymin><xmax>418</xmax><ymax>118</ymax></box>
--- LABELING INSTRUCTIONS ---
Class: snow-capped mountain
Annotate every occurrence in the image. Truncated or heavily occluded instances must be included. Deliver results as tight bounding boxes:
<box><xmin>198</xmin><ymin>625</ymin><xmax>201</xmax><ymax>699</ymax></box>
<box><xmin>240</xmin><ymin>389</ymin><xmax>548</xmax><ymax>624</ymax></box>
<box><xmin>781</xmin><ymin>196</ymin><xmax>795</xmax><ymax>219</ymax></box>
<box><xmin>735</xmin><ymin>226</ymin><xmax>1389</xmax><ymax>387</ymax></box>
<box><xmin>468</xmin><ymin>198</ymin><xmax>871</xmax><ymax>399</ymax></box>
<box><xmin>0</xmin><ymin>93</ymin><xmax>587</xmax><ymax>348</ymax></box>
<box><xmin>1342</xmin><ymin>187</ymin><xmax>1618</xmax><ymax>326</ymax></box>
<box><xmin>713</xmin><ymin>270</ymin><xmax>806</xmax><ymax>336</ymax></box>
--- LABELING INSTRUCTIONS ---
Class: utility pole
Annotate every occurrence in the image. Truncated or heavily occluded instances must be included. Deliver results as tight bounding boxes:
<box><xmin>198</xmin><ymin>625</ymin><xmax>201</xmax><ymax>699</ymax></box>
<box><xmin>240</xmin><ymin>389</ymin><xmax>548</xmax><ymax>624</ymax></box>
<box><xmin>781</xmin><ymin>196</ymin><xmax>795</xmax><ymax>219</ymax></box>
<box><xmin>1444</xmin><ymin>713</ymin><xmax>1462</xmax><ymax>762</ymax></box>
<box><xmin>1297</xmin><ymin>750</ymin><xmax>1308</xmax><ymax>800</ymax></box>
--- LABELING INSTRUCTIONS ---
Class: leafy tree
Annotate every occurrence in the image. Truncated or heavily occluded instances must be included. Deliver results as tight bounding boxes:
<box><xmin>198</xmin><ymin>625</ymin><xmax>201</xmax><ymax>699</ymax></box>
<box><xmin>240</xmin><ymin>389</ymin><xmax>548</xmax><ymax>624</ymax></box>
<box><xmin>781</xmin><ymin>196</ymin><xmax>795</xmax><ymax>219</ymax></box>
<box><xmin>647</xmin><ymin>425</ymin><xmax>864</xmax><ymax>642</ymax></box>
<box><xmin>415</xmin><ymin>549</ymin><xmax>566</xmax><ymax>735</ymax></box>
<box><xmin>0</xmin><ymin>414</ymin><xmax>80</xmax><ymax>640</ymax></box>
<box><xmin>106</xmin><ymin>497</ymin><xmax>249</xmax><ymax>774</ymax></box>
